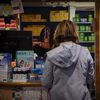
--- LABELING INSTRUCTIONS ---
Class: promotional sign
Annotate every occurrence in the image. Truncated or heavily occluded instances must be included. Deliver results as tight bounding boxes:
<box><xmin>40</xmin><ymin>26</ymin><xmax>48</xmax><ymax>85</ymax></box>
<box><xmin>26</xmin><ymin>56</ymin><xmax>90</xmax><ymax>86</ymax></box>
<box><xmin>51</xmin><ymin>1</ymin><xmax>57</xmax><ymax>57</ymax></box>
<box><xmin>0</xmin><ymin>4</ymin><xmax>13</xmax><ymax>16</ymax></box>
<box><xmin>11</xmin><ymin>0</ymin><xmax>24</xmax><ymax>14</ymax></box>
<box><xmin>0</xmin><ymin>0</ymin><xmax>24</xmax><ymax>16</ymax></box>
<box><xmin>16</xmin><ymin>51</ymin><xmax>34</xmax><ymax>68</ymax></box>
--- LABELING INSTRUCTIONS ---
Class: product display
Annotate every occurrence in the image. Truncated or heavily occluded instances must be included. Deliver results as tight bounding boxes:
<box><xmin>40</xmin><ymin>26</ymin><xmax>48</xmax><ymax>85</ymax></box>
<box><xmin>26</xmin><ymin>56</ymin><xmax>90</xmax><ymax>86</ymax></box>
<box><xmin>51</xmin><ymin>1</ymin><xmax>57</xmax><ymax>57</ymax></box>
<box><xmin>0</xmin><ymin>53</ymin><xmax>12</xmax><ymax>82</ymax></box>
<box><xmin>22</xmin><ymin>87</ymin><xmax>47</xmax><ymax>100</ymax></box>
<box><xmin>73</xmin><ymin>9</ymin><xmax>95</xmax><ymax>100</ymax></box>
<box><xmin>0</xmin><ymin>2</ymin><xmax>96</xmax><ymax>100</ymax></box>
<box><xmin>16</xmin><ymin>50</ymin><xmax>34</xmax><ymax>68</ymax></box>
<box><xmin>73</xmin><ymin>10</ymin><xmax>95</xmax><ymax>59</ymax></box>
<box><xmin>21</xmin><ymin>6</ymin><xmax>69</xmax><ymax>37</ymax></box>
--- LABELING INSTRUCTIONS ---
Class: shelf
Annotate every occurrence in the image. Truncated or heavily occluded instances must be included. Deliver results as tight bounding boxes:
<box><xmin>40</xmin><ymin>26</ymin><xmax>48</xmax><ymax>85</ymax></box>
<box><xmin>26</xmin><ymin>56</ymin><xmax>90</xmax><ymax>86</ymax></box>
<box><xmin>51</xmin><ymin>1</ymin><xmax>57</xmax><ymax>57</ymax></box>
<box><xmin>79</xmin><ymin>31</ymin><xmax>94</xmax><ymax>33</ymax></box>
<box><xmin>90</xmin><ymin>51</ymin><xmax>95</xmax><ymax>53</ymax></box>
<box><xmin>79</xmin><ymin>41</ymin><xmax>95</xmax><ymax>43</ymax></box>
<box><xmin>22</xmin><ymin>22</ymin><xmax>46</xmax><ymax>26</ymax></box>
<box><xmin>75</xmin><ymin>22</ymin><xmax>92</xmax><ymax>24</ymax></box>
<box><xmin>22</xmin><ymin>22</ymin><xmax>47</xmax><ymax>23</ymax></box>
<box><xmin>22</xmin><ymin>21</ymin><xmax>59</xmax><ymax>25</ymax></box>
<box><xmin>0</xmin><ymin>81</ymin><xmax>42</xmax><ymax>88</ymax></box>
<box><xmin>22</xmin><ymin>21</ymin><xmax>60</xmax><ymax>23</ymax></box>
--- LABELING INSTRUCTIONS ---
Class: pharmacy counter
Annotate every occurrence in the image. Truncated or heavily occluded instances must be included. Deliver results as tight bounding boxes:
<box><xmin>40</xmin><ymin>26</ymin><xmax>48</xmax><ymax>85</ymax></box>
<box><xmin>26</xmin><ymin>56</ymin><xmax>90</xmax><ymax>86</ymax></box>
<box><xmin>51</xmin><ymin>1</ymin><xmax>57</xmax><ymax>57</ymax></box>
<box><xmin>0</xmin><ymin>81</ymin><xmax>42</xmax><ymax>88</ymax></box>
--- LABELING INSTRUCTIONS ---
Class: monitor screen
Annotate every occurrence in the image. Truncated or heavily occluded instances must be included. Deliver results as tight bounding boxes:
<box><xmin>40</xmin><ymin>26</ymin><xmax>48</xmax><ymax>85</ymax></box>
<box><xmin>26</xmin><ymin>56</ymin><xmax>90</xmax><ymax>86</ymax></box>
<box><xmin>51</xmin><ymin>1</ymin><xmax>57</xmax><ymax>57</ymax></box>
<box><xmin>0</xmin><ymin>1</ymin><xmax>11</xmax><ymax>4</ymax></box>
<box><xmin>0</xmin><ymin>31</ymin><xmax>32</xmax><ymax>60</ymax></box>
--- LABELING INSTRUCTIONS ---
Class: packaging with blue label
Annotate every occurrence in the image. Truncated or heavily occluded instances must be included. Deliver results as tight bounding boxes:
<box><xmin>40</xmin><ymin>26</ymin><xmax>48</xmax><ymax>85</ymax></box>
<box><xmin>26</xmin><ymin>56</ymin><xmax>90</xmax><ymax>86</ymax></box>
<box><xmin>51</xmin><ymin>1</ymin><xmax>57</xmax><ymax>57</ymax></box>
<box><xmin>16</xmin><ymin>50</ymin><xmax>34</xmax><ymax>68</ymax></box>
<box><xmin>0</xmin><ymin>53</ymin><xmax>12</xmax><ymax>82</ymax></box>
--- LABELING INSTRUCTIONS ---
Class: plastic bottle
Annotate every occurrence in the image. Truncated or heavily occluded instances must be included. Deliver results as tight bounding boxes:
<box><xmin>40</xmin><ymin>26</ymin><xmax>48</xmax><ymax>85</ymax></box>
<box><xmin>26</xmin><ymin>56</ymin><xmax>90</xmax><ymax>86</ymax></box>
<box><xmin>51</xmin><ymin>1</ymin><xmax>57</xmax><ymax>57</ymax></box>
<box><xmin>88</xmin><ymin>14</ymin><xmax>93</xmax><ymax>22</ymax></box>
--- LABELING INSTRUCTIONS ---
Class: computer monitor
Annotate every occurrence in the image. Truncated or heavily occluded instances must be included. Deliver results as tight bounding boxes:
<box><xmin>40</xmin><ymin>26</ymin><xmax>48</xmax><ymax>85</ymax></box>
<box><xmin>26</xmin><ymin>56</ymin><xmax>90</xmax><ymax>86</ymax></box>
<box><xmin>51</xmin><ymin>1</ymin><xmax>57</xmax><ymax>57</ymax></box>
<box><xmin>0</xmin><ymin>0</ymin><xmax>11</xmax><ymax>4</ymax></box>
<box><xmin>0</xmin><ymin>30</ymin><xmax>32</xmax><ymax>60</ymax></box>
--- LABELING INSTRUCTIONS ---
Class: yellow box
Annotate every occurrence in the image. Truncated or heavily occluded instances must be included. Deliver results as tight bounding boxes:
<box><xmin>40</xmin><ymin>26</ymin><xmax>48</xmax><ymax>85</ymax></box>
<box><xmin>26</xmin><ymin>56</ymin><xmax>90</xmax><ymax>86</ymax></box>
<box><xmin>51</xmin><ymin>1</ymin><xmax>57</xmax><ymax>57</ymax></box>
<box><xmin>36</xmin><ymin>14</ymin><xmax>41</xmax><ymax>19</ymax></box>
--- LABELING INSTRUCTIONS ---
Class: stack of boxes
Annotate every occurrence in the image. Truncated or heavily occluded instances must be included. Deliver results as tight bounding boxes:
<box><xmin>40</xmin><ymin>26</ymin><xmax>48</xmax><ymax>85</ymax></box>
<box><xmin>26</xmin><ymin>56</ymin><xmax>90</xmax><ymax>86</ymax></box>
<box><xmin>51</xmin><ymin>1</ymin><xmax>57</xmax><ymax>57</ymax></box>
<box><xmin>23</xmin><ymin>25</ymin><xmax>45</xmax><ymax>36</ymax></box>
<box><xmin>22</xmin><ymin>14</ymin><xmax>46</xmax><ymax>36</ymax></box>
<box><xmin>0</xmin><ymin>18</ymin><xmax>5</xmax><ymax>30</ymax></box>
<box><xmin>21</xmin><ymin>14</ymin><xmax>47</xmax><ymax>22</ymax></box>
<box><xmin>50</xmin><ymin>10</ymin><xmax>69</xmax><ymax>22</ymax></box>
<box><xmin>0</xmin><ymin>18</ymin><xmax>17</xmax><ymax>30</ymax></box>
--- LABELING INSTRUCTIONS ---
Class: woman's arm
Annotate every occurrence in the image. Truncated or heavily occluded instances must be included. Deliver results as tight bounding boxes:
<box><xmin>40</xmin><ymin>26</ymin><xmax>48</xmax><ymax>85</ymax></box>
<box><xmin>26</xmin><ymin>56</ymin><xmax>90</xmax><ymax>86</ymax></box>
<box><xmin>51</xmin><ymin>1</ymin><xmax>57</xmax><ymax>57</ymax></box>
<box><xmin>41</xmin><ymin>57</ymin><xmax>53</xmax><ymax>91</ymax></box>
<box><xmin>86</xmin><ymin>49</ymin><xmax>95</xmax><ymax>85</ymax></box>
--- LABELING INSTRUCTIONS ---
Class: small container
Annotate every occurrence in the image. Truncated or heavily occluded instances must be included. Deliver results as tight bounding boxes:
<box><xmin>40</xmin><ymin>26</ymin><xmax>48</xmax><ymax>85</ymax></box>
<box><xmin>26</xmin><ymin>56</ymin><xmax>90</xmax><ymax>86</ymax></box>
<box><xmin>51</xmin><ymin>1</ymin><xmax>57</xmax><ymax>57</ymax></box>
<box><xmin>84</xmin><ymin>36</ymin><xmax>88</xmax><ymax>41</ymax></box>
<box><xmin>88</xmin><ymin>14</ymin><xmax>93</xmax><ymax>22</ymax></box>
<box><xmin>88</xmin><ymin>36</ymin><xmax>92</xmax><ymax>41</ymax></box>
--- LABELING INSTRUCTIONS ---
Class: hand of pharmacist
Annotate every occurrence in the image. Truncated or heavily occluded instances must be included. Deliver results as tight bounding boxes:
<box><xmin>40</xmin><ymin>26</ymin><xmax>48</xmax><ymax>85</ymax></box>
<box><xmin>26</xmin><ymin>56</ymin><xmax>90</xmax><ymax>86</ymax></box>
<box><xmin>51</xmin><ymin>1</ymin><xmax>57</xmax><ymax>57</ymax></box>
<box><xmin>31</xmin><ymin>68</ymin><xmax>43</xmax><ymax>75</ymax></box>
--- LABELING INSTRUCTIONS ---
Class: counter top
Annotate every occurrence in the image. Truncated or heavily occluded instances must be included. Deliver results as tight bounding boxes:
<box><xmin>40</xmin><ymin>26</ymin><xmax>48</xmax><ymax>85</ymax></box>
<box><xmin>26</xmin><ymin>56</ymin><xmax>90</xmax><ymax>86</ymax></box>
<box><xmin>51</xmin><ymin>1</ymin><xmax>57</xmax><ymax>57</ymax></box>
<box><xmin>0</xmin><ymin>81</ymin><xmax>42</xmax><ymax>87</ymax></box>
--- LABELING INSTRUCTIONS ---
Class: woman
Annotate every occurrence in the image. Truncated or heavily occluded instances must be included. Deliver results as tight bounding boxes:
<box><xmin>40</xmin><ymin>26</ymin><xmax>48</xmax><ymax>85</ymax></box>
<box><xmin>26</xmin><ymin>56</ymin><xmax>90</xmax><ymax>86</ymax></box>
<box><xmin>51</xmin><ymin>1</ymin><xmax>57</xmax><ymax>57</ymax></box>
<box><xmin>33</xmin><ymin>26</ymin><xmax>54</xmax><ymax>57</ymax></box>
<box><xmin>41</xmin><ymin>20</ymin><xmax>95</xmax><ymax>100</ymax></box>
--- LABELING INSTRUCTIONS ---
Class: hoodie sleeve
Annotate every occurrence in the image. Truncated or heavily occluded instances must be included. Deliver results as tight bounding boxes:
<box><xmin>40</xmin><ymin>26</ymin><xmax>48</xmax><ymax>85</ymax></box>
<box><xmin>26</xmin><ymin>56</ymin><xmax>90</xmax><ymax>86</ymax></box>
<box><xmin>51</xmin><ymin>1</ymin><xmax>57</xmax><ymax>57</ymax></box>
<box><xmin>86</xmin><ymin>48</ymin><xmax>95</xmax><ymax>85</ymax></box>
<box><xmin>41</xmin><ymin>56</ymin><xmax>53</xmax><ymax>91</ymax></box>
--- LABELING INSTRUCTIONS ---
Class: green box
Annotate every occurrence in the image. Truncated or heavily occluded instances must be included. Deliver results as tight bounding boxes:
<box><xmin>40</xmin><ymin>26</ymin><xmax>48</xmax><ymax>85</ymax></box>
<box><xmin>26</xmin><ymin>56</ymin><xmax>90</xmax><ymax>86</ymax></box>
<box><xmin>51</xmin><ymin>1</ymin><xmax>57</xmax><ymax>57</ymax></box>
<box><xmin>75</xmin><ymin>14</ymin><xmax>80</xmax><ymax>18</ymax></box>
<box><xmin>89</xmin><ymin>36</ymin><xmax>92</xmax><ymax>41</ymax></box>
<box><xmin>92</xmin><ymin>36</ymin><xmax>95</xmax><ymax>41</ymax></box>
<box><xmin>85</xmin><ymin>26</ymin><xmax>89</xmax><ymax>31</ymax></box>
<box><xmin>80</xmin><ymin>33</ymin><xmax>84</xmax><ymax>36</ymax></box>
<box><xmin>84</xmin><ymin>36</ymin><xmax>88</xmax><ymax>41</ymax></box>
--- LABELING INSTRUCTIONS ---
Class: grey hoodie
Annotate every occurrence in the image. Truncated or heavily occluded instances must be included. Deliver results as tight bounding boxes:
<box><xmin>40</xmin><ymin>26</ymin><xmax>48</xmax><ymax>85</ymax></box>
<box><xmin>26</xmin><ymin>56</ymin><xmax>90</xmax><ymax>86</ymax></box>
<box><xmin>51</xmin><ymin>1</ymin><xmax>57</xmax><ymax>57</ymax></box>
<box><xmin>41</xmin><ymin>42</ymin><xmax>94</xmax><ymax>100</ymax></box>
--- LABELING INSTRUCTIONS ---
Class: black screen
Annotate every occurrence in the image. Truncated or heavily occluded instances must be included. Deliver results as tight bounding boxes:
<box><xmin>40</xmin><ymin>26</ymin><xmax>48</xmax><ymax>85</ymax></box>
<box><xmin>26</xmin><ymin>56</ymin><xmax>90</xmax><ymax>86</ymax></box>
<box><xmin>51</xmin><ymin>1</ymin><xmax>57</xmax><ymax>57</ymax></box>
<box><xmin>0</xmin><ymin>1</ymin><xmax>11</xmax><ymax>4</ymax></box>
<box><xmin>0</xmin><ymin>31</ymin><xmax>32</xmax><ymax>60</ymax></box>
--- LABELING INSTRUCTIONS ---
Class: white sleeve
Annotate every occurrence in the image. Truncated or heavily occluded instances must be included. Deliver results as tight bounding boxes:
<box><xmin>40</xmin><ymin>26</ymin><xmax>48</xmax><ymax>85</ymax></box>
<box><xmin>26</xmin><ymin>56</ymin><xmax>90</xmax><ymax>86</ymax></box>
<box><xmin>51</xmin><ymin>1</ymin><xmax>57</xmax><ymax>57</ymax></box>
<box><xmin>86</xmin><ymin>48</ymin><xmax>95</xmax><ymax>85</ymax></box>
<box><xmin>41</xmin><ymin>56</ymin><xmax>53</xmax><ymax>91</ymax></box>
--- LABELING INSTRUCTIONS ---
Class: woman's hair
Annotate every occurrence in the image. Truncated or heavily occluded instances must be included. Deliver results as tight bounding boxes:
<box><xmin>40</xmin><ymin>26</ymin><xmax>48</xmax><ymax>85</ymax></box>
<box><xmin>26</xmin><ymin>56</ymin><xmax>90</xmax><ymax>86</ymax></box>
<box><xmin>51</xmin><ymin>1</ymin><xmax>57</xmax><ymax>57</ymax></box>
<box><xmin>53</xmin><ymin>20</ymin><xmax>79</xmax><ymax>46</ymax></box>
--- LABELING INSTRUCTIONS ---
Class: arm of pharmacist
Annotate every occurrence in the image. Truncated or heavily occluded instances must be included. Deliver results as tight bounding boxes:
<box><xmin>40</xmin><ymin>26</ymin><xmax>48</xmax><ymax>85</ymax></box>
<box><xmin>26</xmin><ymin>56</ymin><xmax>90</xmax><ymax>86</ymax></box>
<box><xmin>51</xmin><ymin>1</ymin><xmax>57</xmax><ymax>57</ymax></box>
<box><xmin>41</xmin><ymin>57</ymin><xmax>53</xmax><ymax>91</ymax></box>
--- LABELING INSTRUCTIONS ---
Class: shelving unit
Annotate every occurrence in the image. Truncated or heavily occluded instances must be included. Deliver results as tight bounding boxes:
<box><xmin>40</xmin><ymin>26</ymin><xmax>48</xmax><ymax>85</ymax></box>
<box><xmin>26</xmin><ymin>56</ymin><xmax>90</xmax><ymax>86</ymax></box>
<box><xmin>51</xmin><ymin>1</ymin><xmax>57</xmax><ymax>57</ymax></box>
<box><xmin>69</xmin><ymin>2</ymin><xmax>95</xmax><ymax>100</ymax></box>
<box><xmin>73</xmin><ymin>10</ymin><xmax>95</xmax><ymax>57</ymax></box>
<box><xmin>21</xmin><ymin>5</ymin><xmax>69</xmax><ymax>37</ymax></box>
<box><xmin>20</xmin><ymin>3</ymin><xmax>69</xmax><ymax>57</ymax></box>
<box><xmin>0</xmin><ymin>2</ymin><xmax>96</xmax><ymax>100</ymax></box>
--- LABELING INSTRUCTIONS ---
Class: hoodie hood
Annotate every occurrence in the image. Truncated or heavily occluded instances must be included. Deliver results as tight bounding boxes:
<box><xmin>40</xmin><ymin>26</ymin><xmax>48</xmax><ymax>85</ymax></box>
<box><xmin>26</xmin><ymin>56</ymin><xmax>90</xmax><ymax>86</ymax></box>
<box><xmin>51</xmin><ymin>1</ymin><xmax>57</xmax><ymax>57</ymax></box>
<box><xmin>47</xmin><ymin>42</ymin><xmax>81</xmax><ymax>68</ymax></box>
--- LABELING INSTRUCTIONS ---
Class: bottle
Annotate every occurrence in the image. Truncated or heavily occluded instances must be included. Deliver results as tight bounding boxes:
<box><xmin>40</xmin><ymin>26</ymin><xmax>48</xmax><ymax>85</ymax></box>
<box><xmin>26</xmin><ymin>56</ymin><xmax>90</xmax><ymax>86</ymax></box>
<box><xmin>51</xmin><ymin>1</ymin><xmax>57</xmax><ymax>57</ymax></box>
<box><xmin>88</xmin><ymin>14</ymin><xmax>93</xmax><ymax>22</ymax></box>
<box><xmin>75</xmin><ymin>14</ymin><xmax>80</xmax><ymax>22</ymax></box>
<box><xmin>80</xmin><ymin>33</ymin><xmax>84</xmax><ymax>41</ymax></box>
